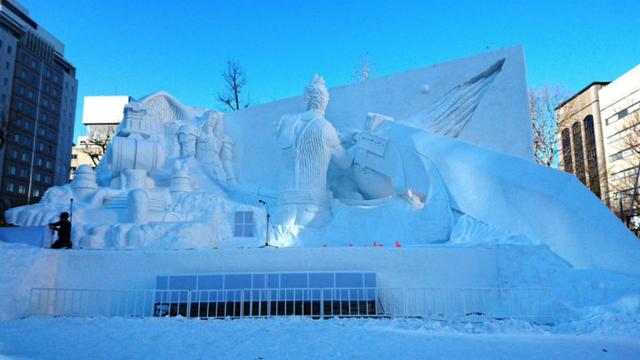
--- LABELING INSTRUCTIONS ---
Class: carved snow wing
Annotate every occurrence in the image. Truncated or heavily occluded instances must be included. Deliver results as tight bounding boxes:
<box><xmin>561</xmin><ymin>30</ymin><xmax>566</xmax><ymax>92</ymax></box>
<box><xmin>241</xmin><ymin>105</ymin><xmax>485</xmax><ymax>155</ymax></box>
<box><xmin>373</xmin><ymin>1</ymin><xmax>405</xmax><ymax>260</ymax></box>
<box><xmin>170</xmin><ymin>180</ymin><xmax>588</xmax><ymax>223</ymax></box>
<box><xmin>400</xmin><ymin>58</ymin><xmax>505</xmax><ymax>137</ymax></box>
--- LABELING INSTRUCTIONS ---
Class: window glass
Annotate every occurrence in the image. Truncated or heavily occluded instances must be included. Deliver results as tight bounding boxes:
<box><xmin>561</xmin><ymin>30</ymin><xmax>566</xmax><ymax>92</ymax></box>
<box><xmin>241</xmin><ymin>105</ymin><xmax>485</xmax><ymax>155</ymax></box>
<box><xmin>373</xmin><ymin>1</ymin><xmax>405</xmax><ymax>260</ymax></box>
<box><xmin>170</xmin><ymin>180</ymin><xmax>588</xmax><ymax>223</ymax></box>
<box><xmin>233</xmin><ymin>210</ymin><xmax>255</xmax><ymax>237</ymax></box>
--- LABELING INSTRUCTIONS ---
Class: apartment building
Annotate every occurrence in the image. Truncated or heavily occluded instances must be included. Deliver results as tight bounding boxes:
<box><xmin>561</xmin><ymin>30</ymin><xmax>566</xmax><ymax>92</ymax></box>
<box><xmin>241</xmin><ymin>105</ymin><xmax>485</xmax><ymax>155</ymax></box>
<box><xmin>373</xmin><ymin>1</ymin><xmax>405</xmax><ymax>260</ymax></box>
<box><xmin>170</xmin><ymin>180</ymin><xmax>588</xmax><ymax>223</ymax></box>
<box><xmin>0</xmin><ymin>0</ymin><xmax>77</xmax><ymax>215</ymax></box>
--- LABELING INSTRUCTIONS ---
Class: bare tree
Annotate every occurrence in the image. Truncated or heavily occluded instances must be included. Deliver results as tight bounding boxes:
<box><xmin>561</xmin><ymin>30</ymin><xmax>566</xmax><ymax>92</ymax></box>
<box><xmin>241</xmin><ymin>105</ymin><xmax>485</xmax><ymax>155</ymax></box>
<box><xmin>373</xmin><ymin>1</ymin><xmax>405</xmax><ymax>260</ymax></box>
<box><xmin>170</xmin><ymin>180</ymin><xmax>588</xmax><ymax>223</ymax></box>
<box><xmin>606</xmin><ymin>111</ymin><xmax>640</xmax><ymax>228</ymax></box>
<box><xmin>217</xmin><ymin>59</ymin><xmax>249</xmax><ymax>111</ymax></box>
<box><xmin>352</xmin><ymin>52</ymin><xmax>374</xmax><ymax>83</ymax></box>
<box><xmin>529</xmin><ymin>86</ymin><xmax>571</xmax><ymax>167</ymax></box>
<box><xmin>79</xmin><ymin>133</ymin><xmax>111</xmax><ymax>167</ymax></box>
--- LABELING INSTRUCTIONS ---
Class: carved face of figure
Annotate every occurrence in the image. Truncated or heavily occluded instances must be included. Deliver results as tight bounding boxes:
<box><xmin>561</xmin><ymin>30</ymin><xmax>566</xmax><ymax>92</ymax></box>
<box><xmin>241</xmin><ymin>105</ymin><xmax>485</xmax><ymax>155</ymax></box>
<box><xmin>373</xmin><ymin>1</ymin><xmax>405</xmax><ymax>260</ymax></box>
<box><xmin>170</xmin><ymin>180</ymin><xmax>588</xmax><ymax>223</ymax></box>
<box><xmin>207</xmin><ymin>112</ymin><xmax>223</xmax><ymax>136</ymax></box>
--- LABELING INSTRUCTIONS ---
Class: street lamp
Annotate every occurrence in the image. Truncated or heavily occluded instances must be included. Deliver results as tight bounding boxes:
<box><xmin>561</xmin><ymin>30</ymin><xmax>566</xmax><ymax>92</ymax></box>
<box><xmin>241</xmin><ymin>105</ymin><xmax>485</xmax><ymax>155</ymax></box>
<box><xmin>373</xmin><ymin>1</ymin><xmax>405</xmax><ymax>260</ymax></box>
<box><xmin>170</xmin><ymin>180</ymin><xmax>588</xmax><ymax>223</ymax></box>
<box><xmin>258</xmin><ymin>199</ymin><xmax>274</xmax><ymax>248</ymax></box>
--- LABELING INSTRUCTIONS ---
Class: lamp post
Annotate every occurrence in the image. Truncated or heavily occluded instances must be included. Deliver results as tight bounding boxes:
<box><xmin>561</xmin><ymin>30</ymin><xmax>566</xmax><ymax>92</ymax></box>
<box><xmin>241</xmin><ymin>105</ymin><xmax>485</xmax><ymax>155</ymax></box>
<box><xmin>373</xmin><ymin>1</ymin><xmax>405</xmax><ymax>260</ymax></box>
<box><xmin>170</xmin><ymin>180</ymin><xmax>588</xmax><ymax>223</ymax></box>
<box><xmin>258</xmin><ymin>200</ymin><xmax>273</xmax><ymax>247</ymax></box>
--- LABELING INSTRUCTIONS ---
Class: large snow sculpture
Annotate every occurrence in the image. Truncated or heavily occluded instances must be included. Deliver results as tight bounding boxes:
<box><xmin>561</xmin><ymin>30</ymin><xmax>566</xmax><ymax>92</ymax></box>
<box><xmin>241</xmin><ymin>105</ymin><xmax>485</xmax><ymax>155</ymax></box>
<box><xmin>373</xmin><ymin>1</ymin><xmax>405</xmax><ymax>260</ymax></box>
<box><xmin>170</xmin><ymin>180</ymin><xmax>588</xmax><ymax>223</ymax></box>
<box><xmin>275</xmin><ymin>75</ymin><xmax>350</xmax><ymax>228</ymax></box>
<box><xmin>4</xmin><ymin>47</ymin><xmax>640</xmax><ymax>278</ymax></box>
<box><xmin>5</xmin><ymin>92</ymin><xmax>248</xmax><ymax>249</ymax></box>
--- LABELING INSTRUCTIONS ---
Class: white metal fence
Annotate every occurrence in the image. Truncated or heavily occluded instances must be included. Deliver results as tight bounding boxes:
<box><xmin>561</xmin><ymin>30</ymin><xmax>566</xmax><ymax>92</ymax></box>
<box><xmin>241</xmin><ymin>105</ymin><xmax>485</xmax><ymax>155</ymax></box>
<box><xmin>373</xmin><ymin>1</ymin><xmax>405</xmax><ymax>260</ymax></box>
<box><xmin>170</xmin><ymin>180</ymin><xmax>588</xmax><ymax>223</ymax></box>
<box><xmin>29</xmin><ymin>287</ymin><xmax>552</xmax><ymax>321</ymax></box>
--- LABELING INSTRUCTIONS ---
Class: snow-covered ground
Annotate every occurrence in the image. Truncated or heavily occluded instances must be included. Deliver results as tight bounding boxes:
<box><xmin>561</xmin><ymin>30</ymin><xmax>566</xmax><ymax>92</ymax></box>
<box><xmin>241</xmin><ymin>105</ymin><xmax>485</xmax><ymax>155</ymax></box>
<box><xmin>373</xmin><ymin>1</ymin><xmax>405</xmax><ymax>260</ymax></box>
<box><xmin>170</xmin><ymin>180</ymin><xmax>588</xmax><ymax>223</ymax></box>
<box><xmin>0</xmin><ymin>317</ymin><xmax>638</xmax><ymax>359</ymax></box>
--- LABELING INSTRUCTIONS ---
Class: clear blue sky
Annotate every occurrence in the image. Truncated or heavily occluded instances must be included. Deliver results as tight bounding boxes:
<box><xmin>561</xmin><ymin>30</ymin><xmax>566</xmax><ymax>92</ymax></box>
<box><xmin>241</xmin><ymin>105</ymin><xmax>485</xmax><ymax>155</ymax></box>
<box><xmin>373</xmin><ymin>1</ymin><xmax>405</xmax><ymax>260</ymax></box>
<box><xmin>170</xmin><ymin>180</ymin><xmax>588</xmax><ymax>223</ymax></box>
<box><xmin>19</xmin><ymin>0</ymin><xmax>640</xmax><ymax>141</ymax></box>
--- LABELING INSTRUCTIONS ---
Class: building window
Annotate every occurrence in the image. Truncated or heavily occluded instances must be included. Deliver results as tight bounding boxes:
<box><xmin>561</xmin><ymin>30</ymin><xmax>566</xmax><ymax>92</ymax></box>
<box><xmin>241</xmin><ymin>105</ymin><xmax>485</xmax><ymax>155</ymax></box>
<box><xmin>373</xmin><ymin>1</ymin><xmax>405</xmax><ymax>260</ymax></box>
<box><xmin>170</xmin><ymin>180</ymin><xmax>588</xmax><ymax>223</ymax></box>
<box><xmin>10</xmin><ymin>149</ymin><xmax>18</xmax><ymax>159</ymax></box>
<box><xmin>21</xmin><ymin>152</ymin><xmax>29</xmax><ymax>162</ymax></box>
<box><xmin>583</xmin><ymin>116</ymin><xmax>601</xmax><ymax>197</ymax></box>
<box><xmin>618</xmin><ymin>109</ymin><xmax>629</xmax><ymax>120</ymax></box>
<box><xmin>610</xmin><ymin>151</ymin><xmax>624</xmax><ymax>162</ymax></box>
<box><xmin>233</xmin><ymin>211</ymin><xmax>255</xmax><ymax>237</ymax></box>
<box><xmin>18</xmin><ymin>184</ymin><xmax>26</xmax><ymax>195</ymax></box>
<box><xmin>32</xmin><ymin>188</ymin><xmax>40</xmax><ymax>198</ymax></box>
<box><xmin>571</xmin><ymin>122</ymin><xmax>587</xmax><ymax>184</ymax></box>
<box><xmin>35</xmin><ymin>173</ymin><xmax>41</xmax><ymax>182</ymax></box>
<box><xmin>8</xmin><ymin>166</ymin><xmax>16</xmax><ymax>176</ymax></box>
<box><xmin>19</xmin><ymin>168</ymin><xmax>27</xmax><ymax>178</ymax></box>
<box><xmin>7</xmin><ymin>45</ymin><xmax>12</xmax><ymax>54</ymax></box>
<box><xmin>6</xmin><ymin>182</ymin><xmax>15</xmax><ymax>192</ymax></box>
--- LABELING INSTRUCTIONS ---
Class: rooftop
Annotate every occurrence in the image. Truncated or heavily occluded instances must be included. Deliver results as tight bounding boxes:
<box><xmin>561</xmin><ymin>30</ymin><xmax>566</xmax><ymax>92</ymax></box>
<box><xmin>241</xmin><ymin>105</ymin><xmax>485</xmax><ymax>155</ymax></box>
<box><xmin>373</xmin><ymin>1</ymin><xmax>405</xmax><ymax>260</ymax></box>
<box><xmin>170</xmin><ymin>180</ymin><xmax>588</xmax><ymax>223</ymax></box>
<box><xmin>555</xmin><ymin>81</ymin><xmax>611</xmax><ymax>111</ymax></box>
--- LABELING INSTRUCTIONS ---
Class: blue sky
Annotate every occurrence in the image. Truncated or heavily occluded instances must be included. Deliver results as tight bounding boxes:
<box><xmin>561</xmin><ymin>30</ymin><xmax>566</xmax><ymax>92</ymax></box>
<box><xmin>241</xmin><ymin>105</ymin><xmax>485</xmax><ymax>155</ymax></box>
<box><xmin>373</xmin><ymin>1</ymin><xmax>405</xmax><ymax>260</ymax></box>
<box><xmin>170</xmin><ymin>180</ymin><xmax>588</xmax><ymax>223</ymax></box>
<box><xmin>19</xmin><ymin>0</ymin><xmax>640</xmax><ymax>141</ymax></box>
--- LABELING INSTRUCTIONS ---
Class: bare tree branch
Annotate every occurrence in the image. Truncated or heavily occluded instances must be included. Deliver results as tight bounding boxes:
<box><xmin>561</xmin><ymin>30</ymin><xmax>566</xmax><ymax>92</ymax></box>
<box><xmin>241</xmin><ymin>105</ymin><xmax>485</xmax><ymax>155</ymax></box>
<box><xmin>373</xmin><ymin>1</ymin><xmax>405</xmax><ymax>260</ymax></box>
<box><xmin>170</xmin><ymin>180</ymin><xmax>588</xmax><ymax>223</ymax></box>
<box><xmin>529</xmin><ymin>86</ymin><xmax>571</xmax><ymax>167</ymax></box>
<box><xmin>79</xmin><ymin>133</ymin><xmax>111</xmax><ymax>167</ymax></box>
<box><xmin>607</xmin><ymin>111</ymin><xmax>640</xmax><ymax>225</ymax></box>
<box><xmin>352</xmin><ymin>52</ymin><xmax>374</xmax><ymax>83</ymax></box>
<box><xmin>217</xmin><ymin>59</ymin><xmax>249</xmax><ymax>111</ymax></box>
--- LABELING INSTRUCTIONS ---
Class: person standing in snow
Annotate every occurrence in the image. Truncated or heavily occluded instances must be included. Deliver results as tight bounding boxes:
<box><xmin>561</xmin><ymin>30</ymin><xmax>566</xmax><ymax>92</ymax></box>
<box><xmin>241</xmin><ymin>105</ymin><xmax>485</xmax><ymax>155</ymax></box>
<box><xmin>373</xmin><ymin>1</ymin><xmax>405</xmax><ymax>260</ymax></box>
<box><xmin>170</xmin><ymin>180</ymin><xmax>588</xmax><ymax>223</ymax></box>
<box><xmin>49</xmin><ymin>212</ymin><xmax>72</xmax><ymax>249</ymax></box>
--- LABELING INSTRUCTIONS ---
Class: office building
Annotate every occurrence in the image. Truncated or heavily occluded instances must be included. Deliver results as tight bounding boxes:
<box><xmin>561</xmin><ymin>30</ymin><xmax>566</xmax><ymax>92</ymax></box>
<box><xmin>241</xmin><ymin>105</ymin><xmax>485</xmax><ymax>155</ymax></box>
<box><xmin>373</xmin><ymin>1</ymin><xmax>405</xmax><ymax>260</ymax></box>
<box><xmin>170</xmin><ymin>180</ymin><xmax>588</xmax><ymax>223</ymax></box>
<box><xmin>0</xmin><ymin>0</ymin><xmax>77</xmax><ymax>215</ymax></box>
<box><xmin>556</xmin><ymin>65</ymin><xmax>640</xmax><ymax>220</ymax></box>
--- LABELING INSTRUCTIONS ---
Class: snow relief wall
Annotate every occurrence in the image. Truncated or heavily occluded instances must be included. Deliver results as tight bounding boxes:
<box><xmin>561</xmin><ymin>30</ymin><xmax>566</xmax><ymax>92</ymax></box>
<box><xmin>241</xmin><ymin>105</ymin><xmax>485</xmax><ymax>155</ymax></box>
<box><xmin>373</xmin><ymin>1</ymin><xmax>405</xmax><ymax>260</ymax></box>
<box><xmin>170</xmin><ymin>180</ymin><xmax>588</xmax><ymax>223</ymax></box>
<box><xmin>5</xmin><ymin>46</ymin><xmax>640</xmax><ymax>277</ymax></box>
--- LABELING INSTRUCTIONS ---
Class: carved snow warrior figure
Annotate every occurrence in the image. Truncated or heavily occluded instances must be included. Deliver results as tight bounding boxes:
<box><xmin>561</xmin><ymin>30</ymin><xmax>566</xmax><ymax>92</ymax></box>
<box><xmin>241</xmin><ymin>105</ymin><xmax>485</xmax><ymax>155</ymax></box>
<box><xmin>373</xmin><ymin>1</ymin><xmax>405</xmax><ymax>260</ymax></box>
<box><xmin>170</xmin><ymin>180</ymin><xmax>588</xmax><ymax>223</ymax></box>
<box><xmin>178</xmin><ymin>124</ymin><xmax>200</xmax><ymax>158</ymax></box>
<box><xmin>196</xmin><ymin>111</ymin><xmax>236</xmax><ymax>184</ymax></box>
<box><xmin>275</xmin><ymin>75</ymin><xmax>350</xmax><ymax>229</ymax></box>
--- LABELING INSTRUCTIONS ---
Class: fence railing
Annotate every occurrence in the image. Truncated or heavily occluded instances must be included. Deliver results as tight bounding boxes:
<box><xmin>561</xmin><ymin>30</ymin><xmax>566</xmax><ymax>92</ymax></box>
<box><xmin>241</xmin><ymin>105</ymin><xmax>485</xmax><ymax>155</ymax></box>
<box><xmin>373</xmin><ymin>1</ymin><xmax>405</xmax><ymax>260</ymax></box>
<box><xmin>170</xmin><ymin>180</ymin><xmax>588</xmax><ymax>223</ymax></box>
<box><xmin>29</xmin><ymin>287</ymin><xmax>552</xmax><ymax>321</ymax></box>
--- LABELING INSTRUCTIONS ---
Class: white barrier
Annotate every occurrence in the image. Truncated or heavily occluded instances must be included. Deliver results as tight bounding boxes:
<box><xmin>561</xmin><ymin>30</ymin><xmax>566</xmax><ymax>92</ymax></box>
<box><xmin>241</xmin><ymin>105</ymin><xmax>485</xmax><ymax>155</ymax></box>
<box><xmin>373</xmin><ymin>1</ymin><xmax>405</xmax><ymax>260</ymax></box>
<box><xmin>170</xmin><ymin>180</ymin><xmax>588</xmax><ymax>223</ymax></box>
<box><xmin>30</xmin><ymin>287</ymin><xmax>552</xmax><ymax>321</ymax></box>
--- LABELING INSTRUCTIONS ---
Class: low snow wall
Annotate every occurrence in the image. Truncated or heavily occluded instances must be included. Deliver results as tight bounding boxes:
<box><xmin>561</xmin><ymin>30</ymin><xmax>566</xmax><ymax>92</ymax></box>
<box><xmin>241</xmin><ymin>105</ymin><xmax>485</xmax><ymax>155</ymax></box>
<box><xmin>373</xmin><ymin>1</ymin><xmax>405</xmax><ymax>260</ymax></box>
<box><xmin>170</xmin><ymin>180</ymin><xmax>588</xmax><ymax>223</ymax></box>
<box><xmin>54</xmin><ymin>247</ymin><xmax>500</xmax><ymax>290</ymax></box>
<box><xmin>0</xmin><ymin>245</ymin><xmax>59</xmax><ymax>320</ymax></box>
<box><xmin>1</xmin><ymin>246</ymin><xmax>500</xmax><ymax>319</ymax></box>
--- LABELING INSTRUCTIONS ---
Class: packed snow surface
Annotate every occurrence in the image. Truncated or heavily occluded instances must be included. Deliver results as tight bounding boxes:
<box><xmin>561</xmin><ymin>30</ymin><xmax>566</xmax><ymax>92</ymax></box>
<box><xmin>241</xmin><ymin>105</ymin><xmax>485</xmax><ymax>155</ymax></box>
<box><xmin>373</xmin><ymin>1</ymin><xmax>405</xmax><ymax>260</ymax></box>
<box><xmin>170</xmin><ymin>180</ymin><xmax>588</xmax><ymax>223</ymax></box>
<box><xmin>0</xmin><ymin>317</ymin><xmax>638</xmax><ymax>359</ymax></box>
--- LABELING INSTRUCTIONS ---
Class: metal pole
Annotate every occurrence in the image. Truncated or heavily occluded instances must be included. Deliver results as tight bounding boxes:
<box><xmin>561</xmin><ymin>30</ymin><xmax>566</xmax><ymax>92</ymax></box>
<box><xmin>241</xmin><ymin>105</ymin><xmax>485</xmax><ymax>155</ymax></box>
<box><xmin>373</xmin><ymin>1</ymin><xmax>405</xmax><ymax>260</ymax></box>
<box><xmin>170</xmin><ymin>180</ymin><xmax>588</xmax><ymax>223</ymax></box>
<box><xmin>27</xmin><ymin>61</ymin><xmax>45</xmax><ymax>204</ymax></box>
<box><xmin>259</xmin><ymin>200</ymin><xmax>271</xmax><ymax>247</ymax></box>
